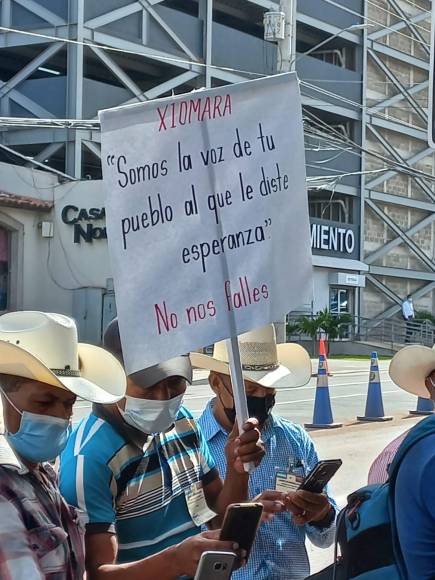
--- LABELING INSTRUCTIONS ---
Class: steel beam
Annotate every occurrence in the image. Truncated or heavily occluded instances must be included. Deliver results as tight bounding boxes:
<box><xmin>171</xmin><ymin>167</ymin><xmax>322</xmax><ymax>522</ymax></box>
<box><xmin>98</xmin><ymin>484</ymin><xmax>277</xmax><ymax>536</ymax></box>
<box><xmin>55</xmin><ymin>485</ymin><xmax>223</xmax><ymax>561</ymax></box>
<box><xmin>90</xmin><ymin>46</ymin><xmax>146</xmax><ymax>101</ymax></box>
<box><xmin>368</xmin><ymin>81</ymin><xmax>428</xmax><ymax>115</ymax></box>
<box><xmin>120</xmin><ymin>70</ymin><xmax>199</xmax><ymax>106</ymax></box>
<box><xmin>365</xmin><ymin>199</ymin><xmax>435</xmax><ymax>272</ymax></box>
<box><xmin>84</xmin><ymin>3</ymin><xmax>141</xmax><ymax>29</ymax></box>
<box><xmin>368</xmin><ymin>11</ymin><xmax>428</xmax><ymax>42</ymax></box>
<box><xmin>245</xmin><ymin>0</ymin><xmax>277</xmax><ymax>9</ymax></box>
<box><xmin>370</xmin><ymin>266</ymin><xmax>435</xmax><ymax>282</ymax></box>
<box><xmin>138</xmin><ymin>0</ymin><xmax>198</xmax><ymax>61</ymax></box>
<box><xmin>0</xmin><ymin>83</ymin><xmax>55</xmax><ymax>118</ymax></box>
<box><xmin>297</xmin><ymin>14</ymin><xmax>363</xmax><ymax>45</ymax></box>
<box><xmin>302</xmin><ymin>96</ymin><xmax>361</xmax><ymax>120</ymax></box>
<box><xmin>365</xmin><ymin>212</ymin><xmax>435</xmax><ymax>266</ymax></box>
<box><xmin>366</xmin><ymin>274</ymin><xmax>402</xmax><ymax>306</ymax></box>
<box><xmin>366</xmin><ymin>144</ymin><xmax>434</xmax><ymax>192</ymax></box>
<box><xmin>0</xmin><ymin>94</ymin><xmax>9</xmax><ymax>116</ymax></box>
<box><xmin>211</xmin><ymin>68</ymin><xmax>249</xmax><ymax>84</ymax></box>
<box><xmin>30</xmin><ymin>141</ymin><xmax>63</xmax><ymax>164</ymax></box>
<box><xmin>83</xmin><ymin>140</ymin><xmax>101</xmax><ymax>159</ymax></box>
<box><xmin>368</xmin><ymin>39</ymin><xmax>429</xmax><ymax>71</ymax></box>
<box><xmin>13</xmin><ymin>0</ymin><xmax>66</xmax><ymax>26</ymax></box>
<box><xmin>369</xmin><ymin>190</ymin><xmax>435</xmax><ymax>213</ymax></box>
<box><xmin>378</xmin><ymin>282</ymin><xmax>435</xmax><ymax>320</ymax></box>
<box><xmin>66</xmin><ymin>0</ymin><xmax>84</xmax><ymax>178</ymax></box>
<box><xmin>199</xmin><ymin>0</ymin><xmax>213</xmax><ymax>88</ymax></box>
<box><xmin>0</xmin><ymin>42</ymin><xmax>64</xmax><ymax>98</ymax></box>
<box><xmin>368</xmin><ymin>49</ymin><xmax>427</xmax><ymax>123</ymax></box>
<box><xmin>0</xmin><ymin>26</ymin><xmax>69</xmax><ymax>47</ymax></box>
<box><xmin>388</xmin><ymin>0</ymin><xmax>430</xmax><ymax>57</ymax></box>
<box><xmin>368</xmin><ymin>114</ymin><xmax>427</xmax><ymax>141</ymax></box>
<box><xmin>1</xmin><ymin>0</ymin><xmax>11</xmax><ymax>27</ymax></box>
<box><xmin>89</xmin><ymin>31</ymin><xmax>201</xmax><ymax>73</ymax></box>
<box><xmin>2</xmin><ymin>127</ymin><xmax>69</xmax><ymax>145</ymax></box>
<box><xmin>358</xmin><ymin>3</ymin><xmax>368</xmax><ymax>322</ymax></box>
<box><xmin>366</xmin><ymin>125</ymin><xmax>434</xmax><ymax>201</ymax></box>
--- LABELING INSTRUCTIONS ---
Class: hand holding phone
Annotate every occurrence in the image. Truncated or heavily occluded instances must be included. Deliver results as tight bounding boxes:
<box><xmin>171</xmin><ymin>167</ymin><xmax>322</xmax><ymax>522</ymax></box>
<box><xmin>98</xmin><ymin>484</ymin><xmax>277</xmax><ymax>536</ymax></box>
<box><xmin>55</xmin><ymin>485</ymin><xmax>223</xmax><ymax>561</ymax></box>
<box><xmin>219</xmin><ymin>502</ymin><xmax>263</xmax><ymax>560</ymax></box>
<box><xmin>283</xmin><ymin>460</ymin><xmax>341</xmax><ymax>527</ymax></box>
<box><xmin>298</xmin><ymin>459</ymin><xmax>342</xmax><ymax>494</ymax></box>
<box><xmin>193</xmin><ymin>551</ymin><xmax>236</xmax><ymax>580</ymax></box>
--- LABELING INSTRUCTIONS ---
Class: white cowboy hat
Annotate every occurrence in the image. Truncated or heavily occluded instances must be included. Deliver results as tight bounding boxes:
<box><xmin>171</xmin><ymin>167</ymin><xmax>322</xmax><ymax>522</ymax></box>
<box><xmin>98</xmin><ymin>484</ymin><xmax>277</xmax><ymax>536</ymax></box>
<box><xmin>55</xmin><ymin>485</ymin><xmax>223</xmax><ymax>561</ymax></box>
<box><xmin>0</xmin><ymin>311</ymin><xmax>126</xmax><ymax>404</ymax></box>
<box><xmin>190</xmin><ymin>324</ymin><xmax>312</xmax><ymax>389</ymax></box>
<box><xmin>389</xmin><ymin>344</ymin><xmax>435</xmax><ymax>398</ymax></box>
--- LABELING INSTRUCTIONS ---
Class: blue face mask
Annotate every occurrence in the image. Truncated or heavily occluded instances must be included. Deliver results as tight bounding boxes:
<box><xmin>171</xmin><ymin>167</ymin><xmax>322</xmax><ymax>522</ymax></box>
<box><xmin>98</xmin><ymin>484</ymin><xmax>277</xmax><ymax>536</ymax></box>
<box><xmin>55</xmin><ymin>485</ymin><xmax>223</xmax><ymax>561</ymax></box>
<box><xmin>2</xmin><ymin>390</ymin><xmax>71</xmax><ymax>463</ymax></box>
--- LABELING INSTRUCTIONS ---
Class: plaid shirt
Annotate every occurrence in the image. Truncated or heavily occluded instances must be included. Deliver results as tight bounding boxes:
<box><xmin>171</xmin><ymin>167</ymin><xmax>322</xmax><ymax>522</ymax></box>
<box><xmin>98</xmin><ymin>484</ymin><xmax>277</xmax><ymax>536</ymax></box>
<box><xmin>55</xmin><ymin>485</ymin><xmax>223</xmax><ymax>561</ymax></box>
<box><xmin>0</xmin><ymin>435</ymin><xmax>85</xmax><ymax>580</ymax></box>
<box><xmin>368</xmin><ymin>431</ymin><xmax>409</xmax><ymax>485</ymax></box>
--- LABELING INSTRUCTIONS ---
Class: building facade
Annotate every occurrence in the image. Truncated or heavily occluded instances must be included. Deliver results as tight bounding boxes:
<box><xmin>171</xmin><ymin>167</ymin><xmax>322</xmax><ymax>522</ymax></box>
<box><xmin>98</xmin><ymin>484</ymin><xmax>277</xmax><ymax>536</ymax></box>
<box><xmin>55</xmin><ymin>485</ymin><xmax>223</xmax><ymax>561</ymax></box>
<box><xmin>0</xmin><ymin>0</ymin><xmax>433</xmax><ymax>338</ymax></box>
<box><xmin>363</xmin><ymin>0</ymin><xmax>435</xmax><ymax>321</ymax></box>
<box><xmin>0</xmin><ymin>161</ymin><xmax>115</xmax><ymax>342</ymax></box>
<box><xmin>297</xmin><ymin>0</ymin><xmax>367</xmax><ymax>319</ymax></box>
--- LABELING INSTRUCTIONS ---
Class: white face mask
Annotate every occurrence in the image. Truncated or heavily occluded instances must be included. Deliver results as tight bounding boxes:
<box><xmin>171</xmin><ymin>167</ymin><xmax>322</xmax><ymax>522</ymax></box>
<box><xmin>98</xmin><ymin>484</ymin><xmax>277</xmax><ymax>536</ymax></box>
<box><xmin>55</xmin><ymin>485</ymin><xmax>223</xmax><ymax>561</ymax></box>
<box><xmin>119</xmin><ymin>393</ymin><xmax>184</xmax><ymax>434</ymax></box>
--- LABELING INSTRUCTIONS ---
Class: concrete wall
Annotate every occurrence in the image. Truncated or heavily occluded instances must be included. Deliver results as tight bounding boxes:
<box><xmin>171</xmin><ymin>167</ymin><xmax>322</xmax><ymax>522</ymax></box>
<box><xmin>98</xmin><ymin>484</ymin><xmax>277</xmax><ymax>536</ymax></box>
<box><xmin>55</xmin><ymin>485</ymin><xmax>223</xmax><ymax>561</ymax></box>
<box><xmin>0</xmin><ymin>162</ymin><xmax>111</xmax><ymax>322</ymax></box>
<box><xmin>312</xmin><ymin>267</ymin><xmax>331</xmax><ymax>313</ymax></box>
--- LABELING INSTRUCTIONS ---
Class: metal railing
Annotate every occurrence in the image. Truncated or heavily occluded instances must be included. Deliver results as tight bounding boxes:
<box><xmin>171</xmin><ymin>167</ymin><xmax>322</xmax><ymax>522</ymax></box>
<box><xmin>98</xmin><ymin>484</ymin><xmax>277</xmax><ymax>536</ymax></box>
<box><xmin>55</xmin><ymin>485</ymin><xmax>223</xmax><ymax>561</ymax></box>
<box><xmin>351</xmin><ymin>317</ymin><xmax>435</xmax><ymax>350</ymax></box>
<box><xmin>287</xmin><ymin>314</ymin><xmax>435</xmax><ymax>350</ymax></box>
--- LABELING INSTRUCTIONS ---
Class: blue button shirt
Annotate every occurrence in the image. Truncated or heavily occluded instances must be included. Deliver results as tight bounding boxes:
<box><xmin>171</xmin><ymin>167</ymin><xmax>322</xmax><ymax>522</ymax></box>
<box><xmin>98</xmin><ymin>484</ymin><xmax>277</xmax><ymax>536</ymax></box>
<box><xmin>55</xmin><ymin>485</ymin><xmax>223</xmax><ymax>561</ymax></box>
<box><xmin>395</xmin><ymin>433</ymin><xmax>435</xmax><ymax>580</ymax></box>
<box><xmin>198</xmin><ymin>399</ymin><xmax>337</xmax><ymax>580</ymax></box>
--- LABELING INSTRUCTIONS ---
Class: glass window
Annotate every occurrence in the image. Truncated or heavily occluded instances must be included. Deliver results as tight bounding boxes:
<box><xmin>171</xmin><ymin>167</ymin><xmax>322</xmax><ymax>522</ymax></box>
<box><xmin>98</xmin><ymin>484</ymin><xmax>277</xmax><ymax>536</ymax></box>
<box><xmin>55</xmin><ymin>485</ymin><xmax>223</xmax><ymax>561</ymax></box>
<box><xmin>330</xmin><ymin>288</ymin><xmax>351</xmax><ymax>314</ymax></box>
<box><xmin>308</xmin><ymin>192</ymin><xmax>353</xmax><ymax>224</ymax></box>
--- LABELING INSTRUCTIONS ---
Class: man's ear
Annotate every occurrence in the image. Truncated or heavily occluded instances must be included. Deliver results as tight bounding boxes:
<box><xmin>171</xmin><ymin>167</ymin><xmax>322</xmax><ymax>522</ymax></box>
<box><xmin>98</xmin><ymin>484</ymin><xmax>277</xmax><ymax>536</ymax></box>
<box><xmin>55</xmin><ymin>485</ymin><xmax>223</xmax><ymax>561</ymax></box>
<box><xmin>208</xmin><ymin>371</ymin><xmax>222</xmax><ymax>394</ymax></box>
<box><xmin>425</xmin><ymin>373</ymin><xmax>435</xmax><ymax>400</ymax></box>
<box><xmin>209</xmin><ymin>372</ymin><xmax>235</xmax><ymax>409</ymax></box>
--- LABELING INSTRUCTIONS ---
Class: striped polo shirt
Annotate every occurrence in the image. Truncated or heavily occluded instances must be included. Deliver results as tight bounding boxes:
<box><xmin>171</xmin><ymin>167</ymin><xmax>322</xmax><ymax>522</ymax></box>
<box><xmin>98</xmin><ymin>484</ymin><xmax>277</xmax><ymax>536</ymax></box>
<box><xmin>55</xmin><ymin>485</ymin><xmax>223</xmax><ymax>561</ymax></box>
<box><xmin>59</xmin><ymin>405</ymin><xmax>218</xmax><ymax>563</ymax></box>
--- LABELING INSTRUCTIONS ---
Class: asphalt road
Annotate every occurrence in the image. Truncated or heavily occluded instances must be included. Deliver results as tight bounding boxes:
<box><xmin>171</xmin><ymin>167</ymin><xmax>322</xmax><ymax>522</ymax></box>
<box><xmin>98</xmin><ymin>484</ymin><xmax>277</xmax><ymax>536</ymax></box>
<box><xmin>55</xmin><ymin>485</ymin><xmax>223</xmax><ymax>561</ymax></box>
<box><xmin>72</xmin><ymin>358</ymin><xmax>419</xmax><ymax>427</ymax></box>
<box><xmin>71</xmin><ymin>358</ymin><xmax>424</xmax><ymax>574</ymax></box>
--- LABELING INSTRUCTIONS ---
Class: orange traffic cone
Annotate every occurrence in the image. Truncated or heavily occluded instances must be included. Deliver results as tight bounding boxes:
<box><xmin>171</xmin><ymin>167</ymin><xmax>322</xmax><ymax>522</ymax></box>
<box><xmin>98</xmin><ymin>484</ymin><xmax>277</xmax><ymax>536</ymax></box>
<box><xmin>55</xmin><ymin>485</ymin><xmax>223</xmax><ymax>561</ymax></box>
<box><xmin>319</xmin><ymin>337</ymin><xmax>331</xmax><ymax>376</ymax></box>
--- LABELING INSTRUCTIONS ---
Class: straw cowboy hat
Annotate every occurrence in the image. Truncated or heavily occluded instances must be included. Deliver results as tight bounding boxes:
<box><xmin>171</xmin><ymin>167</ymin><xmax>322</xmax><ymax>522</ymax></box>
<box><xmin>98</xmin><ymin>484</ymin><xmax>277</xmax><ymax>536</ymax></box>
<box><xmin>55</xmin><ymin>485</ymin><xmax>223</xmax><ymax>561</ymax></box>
<box><xmin>389</xmin><ymin>344</ymin><xmax>435</xmax><ymax>398</ymax></box>
<box><xmin>190</xmin><ymin>324</ymin><xmax>312</xmax><ymax>388</ymax></box>
<box><xmin>0</xmin><ymin>311</ymin><xmax>126</xmax><ymax>403</ymax></box>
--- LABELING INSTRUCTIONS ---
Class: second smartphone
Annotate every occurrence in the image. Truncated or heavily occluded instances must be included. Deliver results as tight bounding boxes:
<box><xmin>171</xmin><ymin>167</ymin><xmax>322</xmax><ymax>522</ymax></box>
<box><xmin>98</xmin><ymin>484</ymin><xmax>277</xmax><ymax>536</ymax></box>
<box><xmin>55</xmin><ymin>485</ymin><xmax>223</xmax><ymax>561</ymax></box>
<box><xmin>219</xmin><ymin>502</ymin><xmax>263</xmax><ymax>559</ymax></box>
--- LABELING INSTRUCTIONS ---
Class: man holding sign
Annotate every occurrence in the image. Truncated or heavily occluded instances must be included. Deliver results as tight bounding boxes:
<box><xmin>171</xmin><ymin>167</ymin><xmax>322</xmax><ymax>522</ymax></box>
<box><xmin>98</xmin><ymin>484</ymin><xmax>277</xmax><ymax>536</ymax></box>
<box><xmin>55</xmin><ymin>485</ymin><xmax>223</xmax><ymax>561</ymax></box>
<box><xmin>60</xmin><ymin>318</ymin><xmax>264</xmax><ymax>579</ymax></box>
<box><xmin>95</xmin><ymin>72</ymin><xmax>314</xmax><ymax>576</ymax></box>
<box><xmin>196</xmin><ymin>325</ymin><xmax>338</xmax><ymax>580</ymax></box>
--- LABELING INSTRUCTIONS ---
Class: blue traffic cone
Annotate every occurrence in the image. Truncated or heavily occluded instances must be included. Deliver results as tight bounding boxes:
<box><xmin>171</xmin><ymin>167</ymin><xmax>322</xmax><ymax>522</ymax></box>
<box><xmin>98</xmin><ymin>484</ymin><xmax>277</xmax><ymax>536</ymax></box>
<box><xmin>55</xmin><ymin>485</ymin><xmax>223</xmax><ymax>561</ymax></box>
<box><xmin>357</xmin><ymin>352</ymin><xmax>393</xmax><ymax>422</ymax></box>
<box><xmin>305</xmin><ymin>355</ymin><xmax>342</xmax><ymax>429</ymax></box>
<box><xmin>410</xmin><ymin>397</ymin><xmax>434</xmax><ymax>416</ymax></box>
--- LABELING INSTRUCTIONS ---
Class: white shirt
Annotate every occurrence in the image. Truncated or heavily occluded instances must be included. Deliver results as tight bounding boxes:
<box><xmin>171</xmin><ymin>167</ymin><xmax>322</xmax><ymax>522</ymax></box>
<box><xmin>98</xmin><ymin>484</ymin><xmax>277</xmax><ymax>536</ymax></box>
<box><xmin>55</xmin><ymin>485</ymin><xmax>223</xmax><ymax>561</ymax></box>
<box><xmin>402</xmin><ymin>299</ymin><xmax>414</xmax><ymax>320</ymax></box>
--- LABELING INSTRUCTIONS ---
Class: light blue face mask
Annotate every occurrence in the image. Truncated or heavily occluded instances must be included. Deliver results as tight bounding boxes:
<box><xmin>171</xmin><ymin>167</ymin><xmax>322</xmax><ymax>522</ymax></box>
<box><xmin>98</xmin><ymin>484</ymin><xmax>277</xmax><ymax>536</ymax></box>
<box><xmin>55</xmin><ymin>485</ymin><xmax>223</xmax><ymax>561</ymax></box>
<box><xmin>2</xmin><ymin>390</ymin><xmax>71</xmax><ymax>463</ymax></box>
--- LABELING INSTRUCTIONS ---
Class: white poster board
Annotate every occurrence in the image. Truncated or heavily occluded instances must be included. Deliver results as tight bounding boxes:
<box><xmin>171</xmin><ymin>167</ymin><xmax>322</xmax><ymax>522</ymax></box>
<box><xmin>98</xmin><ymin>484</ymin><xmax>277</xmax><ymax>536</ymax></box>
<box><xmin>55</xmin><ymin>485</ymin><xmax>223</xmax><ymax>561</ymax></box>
<box><xmin>100</xmin><ymin>73</ymin><xmax>312</xmax><ymax>374</ymax></box>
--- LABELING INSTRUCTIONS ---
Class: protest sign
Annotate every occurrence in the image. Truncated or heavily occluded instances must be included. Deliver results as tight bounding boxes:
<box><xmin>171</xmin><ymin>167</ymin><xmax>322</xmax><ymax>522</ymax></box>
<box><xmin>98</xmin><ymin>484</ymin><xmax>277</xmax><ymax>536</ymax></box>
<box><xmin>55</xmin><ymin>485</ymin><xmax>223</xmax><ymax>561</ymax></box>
<box><xmin>100</xmin><ymin>73</ymin><xmax>312</xmax><ymax>374</ymax></box>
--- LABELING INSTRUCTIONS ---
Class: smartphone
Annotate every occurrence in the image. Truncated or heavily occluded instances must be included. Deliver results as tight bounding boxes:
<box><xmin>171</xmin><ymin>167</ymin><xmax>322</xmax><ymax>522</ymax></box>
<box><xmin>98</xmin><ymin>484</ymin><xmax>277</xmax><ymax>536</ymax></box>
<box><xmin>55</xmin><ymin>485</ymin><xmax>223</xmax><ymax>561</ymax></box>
<box><xmin>193</xmin><ymin>551</ymin><xmax>236</xmax><ymax>580</ymax></box>
<box><xmin>298</xmin><ymin>459</ymin><xmax>342</xmax><ymax>494</ymax></box>
<box><xmin>219</xmin><ymin>502</ymin><xmax>263</xmax><ymax>558</ymax></box>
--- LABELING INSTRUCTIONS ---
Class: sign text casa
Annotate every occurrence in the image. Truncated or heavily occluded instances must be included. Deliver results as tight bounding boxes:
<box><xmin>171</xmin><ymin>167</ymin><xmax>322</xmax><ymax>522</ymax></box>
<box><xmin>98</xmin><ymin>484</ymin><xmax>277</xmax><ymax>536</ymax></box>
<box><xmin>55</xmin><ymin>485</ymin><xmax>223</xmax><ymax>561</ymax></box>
<box><xmin>61</xmin><ymin>205</ymin><xmax>107</xmax><ymax>244</ymax></box>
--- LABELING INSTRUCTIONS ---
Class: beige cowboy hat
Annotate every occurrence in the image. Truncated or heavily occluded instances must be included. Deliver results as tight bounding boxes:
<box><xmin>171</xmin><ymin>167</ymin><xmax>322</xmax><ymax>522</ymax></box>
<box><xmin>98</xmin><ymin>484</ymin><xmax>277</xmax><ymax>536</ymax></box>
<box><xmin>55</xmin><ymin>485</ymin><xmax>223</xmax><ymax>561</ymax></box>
<box><xmin>389</xmin><ymin>344</ymin><xmax>435</xmax><ymax>398</ymax></box>
<box><xmin>0</xmin><ymin>311</ymin><xmax>126</xmax><ymax>403</ymax></box>
<box><xmin>190</xmin><ymin>324</ymin><xmax>312</xmax><ymax>388</ymax></box>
